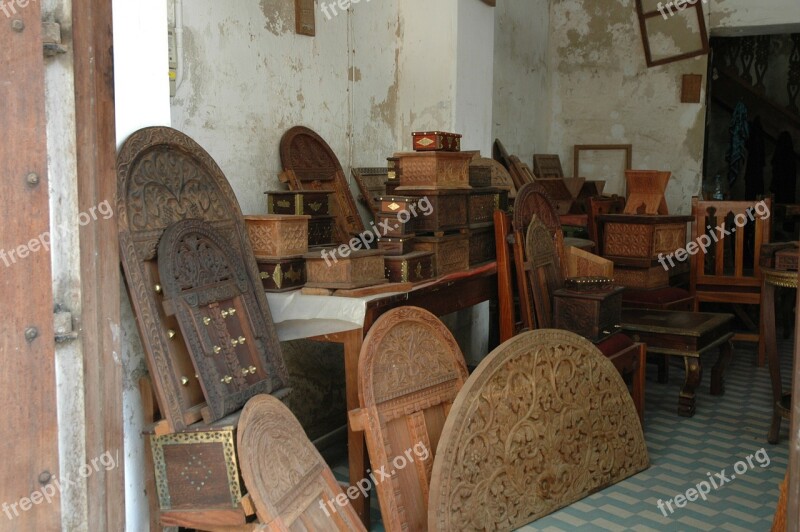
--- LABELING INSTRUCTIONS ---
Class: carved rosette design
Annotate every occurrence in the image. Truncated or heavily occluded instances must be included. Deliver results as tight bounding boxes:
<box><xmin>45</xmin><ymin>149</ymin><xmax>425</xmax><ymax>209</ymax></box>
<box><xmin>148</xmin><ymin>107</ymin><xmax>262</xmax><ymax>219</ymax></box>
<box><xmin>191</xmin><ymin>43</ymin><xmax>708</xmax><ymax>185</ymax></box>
<box><xmin>603</xmin><ymin>223</ymin><xmax>653</xmax><ymax>258</ymax></box>
<box><xmin>513</xmin><ymin>183</ymin><xmax>561</xmax><ymax>235</ymax></box>
<box><xmin>428</xmin><ymin>330</ymin><xmax>649</xmax><ymax>531</ymax></box>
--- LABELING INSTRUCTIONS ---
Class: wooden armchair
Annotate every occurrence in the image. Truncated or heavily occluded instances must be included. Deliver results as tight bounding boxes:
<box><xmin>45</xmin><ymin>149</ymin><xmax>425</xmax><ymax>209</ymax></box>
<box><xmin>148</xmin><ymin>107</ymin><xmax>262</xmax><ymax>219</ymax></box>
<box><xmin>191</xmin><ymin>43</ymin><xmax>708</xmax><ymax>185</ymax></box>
<box><xmin>690</xmin><ymin>198</ymin><xmax>772</xmax><ymax>362</ymax></box>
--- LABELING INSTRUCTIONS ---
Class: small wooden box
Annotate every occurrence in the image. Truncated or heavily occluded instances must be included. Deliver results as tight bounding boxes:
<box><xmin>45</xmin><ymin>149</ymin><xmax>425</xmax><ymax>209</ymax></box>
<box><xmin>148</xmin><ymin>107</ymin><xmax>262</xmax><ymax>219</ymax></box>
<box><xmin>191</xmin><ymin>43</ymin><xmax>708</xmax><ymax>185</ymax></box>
<box><xmin>265</xmin><ymin>190</ymin><xmax>332</xmax><ymax>216</ymax></box>
<box><xmin>376</xmin><ymin>212</ymin><xmax>415</xmax><ymax>237</ymax></box>
<box><xmin>775</xmin><ymin>248</ymin><xmax>799</xmax><ymax>271</ymax></box>
<box><xmin>304</xmin><ymin>249</ymin><xmax>386</xmax><ymax>289</ymax></box>
<box><xmin>600</xmin><ymin>214</ymin><xmax>691</xmax><ymax>266</ymax></box>
<box><xmin>468</xmin><ymin>163</ymin><xmax>493</xmax><ymax>188</ymax></box>
<box><xmin>394</xmin><ymin>152</ymin><xmax>472</xmax><ymax>191</ymax></box>
<box><xmin>149</xmin><ymin>415</ymin><xmax>244</xmax><ymax>512</ymax></box>
<box><xmin>404</xmin><ymin>190</ymin><xmax>468</xmax><ymax>234</ymax></box>
<box><xmin>308</xmin><ymin>215</ymin><xmax>337</xmax><ymax>247</ymax></box>
<box><xmin>469</xmin><ymin>225</ymin><xmax>496</xmax><ymax>266</ymax></box>
<box><xmin>386</xmin><ymin>157</ymin><xmax>401</xmax><ymax>181</ymax></box>
<box><xmin>553</xmin><ymin>285</ymin><xmax>625</xmax><ymax>343</ymax></box>
<box><xmin>256</xmin><ymin>257</ymin><xmax>306</xmax><ymax>292</ymax></box>
<box><xmin>378</xmin><ymin>236</ymin><xmax>415</xmax><ymax>256</ymax></box>
<box><xmin>412</xmin><ymin>131</ymin><xmax>462</xmax><ymax>152</ymax></box>
<box><xmin>378</xmin><ymin>196</ymin><xmax>418</xmax><ymax>215</ymax></box>
<box><xmin>614</xmin><ymin>265</ymin><xmax>669</xmax><ymax>290</ymax></box>
<box><xmin>414</xmin><ymin>233</ymin><xmax>470</xmax><ymax>276</ymax></box>
<box><xmin>384</xmin><ymin>251</ymin><xmax>436</xmax><ymax>283</ymax></box>
<box><xmin>245</xmin><ymin>215</ymin><xmax>310</xmax><ymax>259</ymax></box>
<box><xmin>468</xmin><ymin>188</ymin><xmax>507</xmax><ymax>227</ymax></box>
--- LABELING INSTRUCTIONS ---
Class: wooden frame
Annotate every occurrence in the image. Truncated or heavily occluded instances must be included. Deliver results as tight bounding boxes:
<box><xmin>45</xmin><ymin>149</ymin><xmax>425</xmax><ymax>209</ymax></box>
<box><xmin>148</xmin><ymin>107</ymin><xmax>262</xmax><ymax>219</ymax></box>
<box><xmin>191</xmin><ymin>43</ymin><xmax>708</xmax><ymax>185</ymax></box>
<box><xmin>635</xmin><ymin>0</ymin><xmax>709</xmax><ymax>67</ymax></box>
<box><xmin>294</xmin><ymin>0</ymin><xmax>315</xmax><ymax>36</ymax></box>
<box><xmin>573</xmin><ymin>144</ymin><xmax>633</xmax><ymax>196</ymax></box>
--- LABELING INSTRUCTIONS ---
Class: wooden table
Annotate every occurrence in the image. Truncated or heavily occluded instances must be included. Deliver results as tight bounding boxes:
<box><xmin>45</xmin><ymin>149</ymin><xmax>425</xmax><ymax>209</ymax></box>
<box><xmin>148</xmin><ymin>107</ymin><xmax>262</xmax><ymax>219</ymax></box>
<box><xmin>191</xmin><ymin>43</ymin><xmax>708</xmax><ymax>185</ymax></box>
<box><xmin>761</xmin><ymin>267</ymin><xmax>798</xmax><ymax>444</ymax></box>
<box><xmin>304</xmin><ymin>264</ymin><xmax>498</xmax><ymax>528</ymax></box>
<box><xmin>621</xmin><ymin>309</ymin><xmax>735</xmax><ymax>417</ymax></box>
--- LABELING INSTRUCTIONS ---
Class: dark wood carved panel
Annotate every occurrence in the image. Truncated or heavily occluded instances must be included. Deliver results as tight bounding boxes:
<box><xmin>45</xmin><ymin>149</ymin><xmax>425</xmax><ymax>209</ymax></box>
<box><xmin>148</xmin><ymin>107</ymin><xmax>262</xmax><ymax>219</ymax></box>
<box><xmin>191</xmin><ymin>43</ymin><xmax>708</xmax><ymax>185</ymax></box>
<box><xmin>525</xmin><ymin>218</ymin><xmax>564</xmax><ymax>329</ymax></box>
<box><xmin>238</xmin><ymin>395</ymin><xmax>365</xmax><ymax>530</ymax></box>
<box><xmin>429</xmin><ymin>330</ymin><xmax>649</xmax><ymax>531</ymax></box>
<box><xmin>513</xmin><ymin>182</ymin><xmax>562</xmax><ymax>235</ymax></box>
<box><xmin>280</xmin><ymin>127</ymin><xmax>365</xmax><ymax>243</ymax></box>
<box><xmin>349</xmin><ymin>307</ymin><xmax>469</xmax><ymax>532</ymax></box>
<box><xmin>158</xmin><ymin>220</ymin><xmax>286</xmax><ymax>422</ymax></box>
<box><xmin>117</xmin><ymin>126</ymin><xmax>289</xmax><ymax>431</ymax></box>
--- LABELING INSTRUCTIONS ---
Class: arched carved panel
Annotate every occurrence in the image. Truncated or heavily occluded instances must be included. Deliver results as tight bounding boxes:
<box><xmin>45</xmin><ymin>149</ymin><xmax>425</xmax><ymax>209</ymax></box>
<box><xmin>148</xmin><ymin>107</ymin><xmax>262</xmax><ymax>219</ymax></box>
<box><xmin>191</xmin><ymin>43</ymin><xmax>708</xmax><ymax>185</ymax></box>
<box><xmin>525</xmin><ymin>218</ymin><xmax>564</xmax><ymax>329</ymax></box>
<box><xmin>350</xmin><ymin>307</ymin><xmax>468</xmax><ymax>532</ymax></box>
<box><xmin>238</xmin><ymin>395</ymin><xmax>365</xmax><ymax>531</ymax></box>
<box><xmin>513</xmin><ymin>182</ymin><xmax>561</xmax><ymax>235</ymax></box>
<box><xmin>117</xmin><ymin>126</ymin><xmax>289</xmax><ymax>430</ymax></box>
<box><xmin>429</xmin><ymin>330</ymin><xmax>649</xmax><ymax>532</ymax></box>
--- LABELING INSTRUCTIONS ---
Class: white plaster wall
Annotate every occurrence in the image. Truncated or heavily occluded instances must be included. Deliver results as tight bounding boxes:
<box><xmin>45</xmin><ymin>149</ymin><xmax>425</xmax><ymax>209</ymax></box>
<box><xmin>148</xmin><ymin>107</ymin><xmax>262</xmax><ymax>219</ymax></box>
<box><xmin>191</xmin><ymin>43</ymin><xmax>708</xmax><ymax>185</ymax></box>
<box><xmin>492</xmin><ymin>0</ymin><xmax>551</xmax><ymax>165</ymax></box>
<box><xmin>112</xmin><ymin>1</ymin><xmax>171</xmax><ymax>530</ymax></box>
<box><xmin>709</xmin><ymin>0</ymin><xmax>800</xmax><ymax>35</ymax></box>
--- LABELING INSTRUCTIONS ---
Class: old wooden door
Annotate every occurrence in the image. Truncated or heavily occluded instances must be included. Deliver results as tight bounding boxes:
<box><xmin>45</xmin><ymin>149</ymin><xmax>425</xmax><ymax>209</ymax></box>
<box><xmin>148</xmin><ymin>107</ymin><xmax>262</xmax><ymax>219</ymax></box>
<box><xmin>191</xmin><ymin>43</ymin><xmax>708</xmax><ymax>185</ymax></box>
<box><xmin>0</xmin><ymin>4</ymin><xmax>61</xmax><ymax>530</ymax></box>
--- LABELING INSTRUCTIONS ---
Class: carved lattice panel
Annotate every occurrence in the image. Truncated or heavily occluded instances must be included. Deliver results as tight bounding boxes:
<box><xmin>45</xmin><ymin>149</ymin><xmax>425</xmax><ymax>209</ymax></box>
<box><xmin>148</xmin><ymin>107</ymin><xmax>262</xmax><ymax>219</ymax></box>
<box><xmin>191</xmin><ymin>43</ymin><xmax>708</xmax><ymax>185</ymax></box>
<box><xmin>117</xmin><ymin>126</ymin><xmax>289</xmax><ymax>430</ymax></box>
<box><xmin>428</xmin><ymin>330</ymin><xmax>649</xmax><ymax>531</ymax></box>
<box><xmin>238</xmin><ymin>395</ymin><xmax>366</xmax><ymax>531</ymax></box>
<box><xmin>349</xmin><ymin>307</ymin><xmax>469</xmax><ymax>532</ymax></box>
<box><xmin>158</xmin><ymin>219</ymin><xmax>288</xmax><ymax>423</ymax></box>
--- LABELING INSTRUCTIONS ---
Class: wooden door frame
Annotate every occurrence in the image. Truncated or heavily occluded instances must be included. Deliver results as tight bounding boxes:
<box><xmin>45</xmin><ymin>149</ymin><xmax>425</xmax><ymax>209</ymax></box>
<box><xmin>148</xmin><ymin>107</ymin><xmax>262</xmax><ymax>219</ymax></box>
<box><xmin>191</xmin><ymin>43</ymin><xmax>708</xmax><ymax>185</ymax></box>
<box><xmin>72</xmin><ymin>0</ymin><xmax>124</xmax><ymax>529</ymax></box>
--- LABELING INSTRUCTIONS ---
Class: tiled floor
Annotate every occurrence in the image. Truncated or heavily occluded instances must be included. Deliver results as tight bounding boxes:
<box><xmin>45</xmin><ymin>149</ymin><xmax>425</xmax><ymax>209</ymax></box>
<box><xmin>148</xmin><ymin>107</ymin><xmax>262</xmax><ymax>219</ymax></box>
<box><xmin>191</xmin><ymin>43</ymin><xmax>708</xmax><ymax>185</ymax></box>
<box><xmin>331</xmin><ymin>337</ymin><xmax>793</xmax><ymax>531</ymax></box>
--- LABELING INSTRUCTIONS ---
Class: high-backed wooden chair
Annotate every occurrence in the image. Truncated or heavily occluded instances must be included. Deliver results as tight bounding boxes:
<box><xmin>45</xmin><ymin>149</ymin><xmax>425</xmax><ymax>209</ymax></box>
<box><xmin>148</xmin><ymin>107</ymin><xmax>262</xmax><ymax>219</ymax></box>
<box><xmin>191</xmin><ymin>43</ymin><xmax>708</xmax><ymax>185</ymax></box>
<box><xmin>691</xmin><ymin>198</ymin><xmax>772</xmax><ymax>361</ymax></box>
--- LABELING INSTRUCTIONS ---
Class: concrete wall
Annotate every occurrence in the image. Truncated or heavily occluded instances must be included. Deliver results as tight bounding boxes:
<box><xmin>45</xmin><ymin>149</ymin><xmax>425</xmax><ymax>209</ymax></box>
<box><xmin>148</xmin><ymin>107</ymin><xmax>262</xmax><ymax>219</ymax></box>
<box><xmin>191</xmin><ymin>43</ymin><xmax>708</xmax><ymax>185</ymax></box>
<box><xmin>709</xmin><ymin>0</ymin><xmax>800</xmax><ymax>35</ymax></box>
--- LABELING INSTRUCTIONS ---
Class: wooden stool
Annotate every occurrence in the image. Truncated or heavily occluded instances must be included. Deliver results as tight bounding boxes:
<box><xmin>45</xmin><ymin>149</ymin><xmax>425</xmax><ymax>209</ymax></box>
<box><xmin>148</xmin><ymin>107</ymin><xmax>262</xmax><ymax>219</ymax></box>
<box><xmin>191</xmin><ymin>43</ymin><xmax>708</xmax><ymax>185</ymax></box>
<box><xmin>621</xmin><ymin>309</ymin><xmax>735</xmax><ymax>417</ymax></box>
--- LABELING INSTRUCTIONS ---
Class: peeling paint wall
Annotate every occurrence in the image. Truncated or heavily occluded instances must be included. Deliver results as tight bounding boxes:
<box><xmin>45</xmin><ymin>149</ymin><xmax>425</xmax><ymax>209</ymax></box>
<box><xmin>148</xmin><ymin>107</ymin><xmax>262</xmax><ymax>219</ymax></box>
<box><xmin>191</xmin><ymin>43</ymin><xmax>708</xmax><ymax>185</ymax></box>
<box><xmin>710</xmin><ymin>0</ymin><xmax>800</xmax><ymax>35</ymax></box>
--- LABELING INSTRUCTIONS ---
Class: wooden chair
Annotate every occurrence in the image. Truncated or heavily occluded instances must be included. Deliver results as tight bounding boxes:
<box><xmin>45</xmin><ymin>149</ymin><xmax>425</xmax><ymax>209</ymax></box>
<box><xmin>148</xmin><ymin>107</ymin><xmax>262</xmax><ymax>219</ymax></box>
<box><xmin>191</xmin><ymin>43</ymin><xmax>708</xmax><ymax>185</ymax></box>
<box><xmin>690</xmin><ymin>198</ymin><xmax>772</xmax><ymax>362</ymax></box>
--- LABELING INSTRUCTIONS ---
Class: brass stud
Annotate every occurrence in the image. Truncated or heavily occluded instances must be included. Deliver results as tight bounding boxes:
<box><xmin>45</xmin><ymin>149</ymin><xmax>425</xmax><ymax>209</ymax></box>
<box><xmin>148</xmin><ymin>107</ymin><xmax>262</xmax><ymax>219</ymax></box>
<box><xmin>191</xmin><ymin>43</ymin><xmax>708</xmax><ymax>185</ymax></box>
<box><xmin>238</xmin><ymin>336</ymin><xmax>246</xmax><ymax>345</ymax></box>
<box><xmin>248</xmin><ymin>366</ymin><xmax>257</xmax><ymax>375</ymax></box>
<box><xmin>228</xmin><ymin>308</ymin><xmax>236</xmax><ymax>316</ymax></box>
<box><xmin>231</xmin><ymin>339</ymin><xmax>239</xmax><ymax>347</ymax></box>
<box><xmin>220</xmin><ymin>375</ymin><xmax>232</xmax><ymax>384</ymax></box>
<box><xmin>203</xmin><ymin>317</ymin><xmax>211</xmax><ymax>325</ymax></box>
<box><xmin>241</xmin><ymin>367</ymin><xmax>250</xmax><ymax>376</ymax></box>
<box><xmin>154</xmin><ymin>284</ymin><xmax>162</xmax><ymax>294</ymax></box>
<box><xmin>181</xmin><ymin>376</ymin><xmax>190</xmax><ymax>386</ymax></box>
<box><xmin>168</xmin><ymin>329</ymin><xmax>176</xmax><ymax>339</ymax></box>
<box><xmin>221</xmin><ymin>310</ymin><xmax>229</xmax><ymax>318</ymax></box>
<box><xmin>213</xmin><ymin>346</ymin><xmax>221</xmax><ymax>354</ymax></box>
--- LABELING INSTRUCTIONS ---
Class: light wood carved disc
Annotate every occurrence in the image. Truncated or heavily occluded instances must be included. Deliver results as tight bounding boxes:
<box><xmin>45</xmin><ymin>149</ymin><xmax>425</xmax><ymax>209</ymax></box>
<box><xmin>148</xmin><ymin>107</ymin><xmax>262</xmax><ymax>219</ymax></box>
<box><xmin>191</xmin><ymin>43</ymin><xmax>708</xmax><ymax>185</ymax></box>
<box><xmin>238</xmin><ymin>395</ymin><xmax>365</xmax><ymax>531</ymax></box>
<box><xmin>428</xmin><ymin>329</ymin><xmax>649</xmax><ymax>532</ymax></box>
<box><xmin>354</xmin><ymin>307</ymin><xmax>469</xmax><ymax>532</ymax></box>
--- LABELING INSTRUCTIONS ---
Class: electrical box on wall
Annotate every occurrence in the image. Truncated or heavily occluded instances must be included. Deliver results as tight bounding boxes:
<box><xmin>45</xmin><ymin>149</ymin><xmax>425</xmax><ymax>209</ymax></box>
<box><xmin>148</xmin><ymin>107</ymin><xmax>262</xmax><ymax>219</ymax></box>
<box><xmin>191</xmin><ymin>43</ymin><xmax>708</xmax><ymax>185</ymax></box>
<box><xmin>168</xmin><ymin>29</ymin><xmax>177</xmax><ymax>97</ymax></box>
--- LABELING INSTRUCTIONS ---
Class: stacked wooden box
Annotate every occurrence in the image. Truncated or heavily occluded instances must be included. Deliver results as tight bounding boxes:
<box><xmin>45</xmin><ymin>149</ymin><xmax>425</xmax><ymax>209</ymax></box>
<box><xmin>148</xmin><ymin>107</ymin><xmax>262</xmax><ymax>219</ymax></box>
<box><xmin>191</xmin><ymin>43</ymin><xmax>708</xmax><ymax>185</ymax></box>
<box><xmin>245</xmin><ymin>214</ymin><xmax>310</xmax><ymax>293</ymax></box>
<box><xmin>265</xmin><ymin>190</ymin><xmax>336</xmax><ymax>248</ymax></box>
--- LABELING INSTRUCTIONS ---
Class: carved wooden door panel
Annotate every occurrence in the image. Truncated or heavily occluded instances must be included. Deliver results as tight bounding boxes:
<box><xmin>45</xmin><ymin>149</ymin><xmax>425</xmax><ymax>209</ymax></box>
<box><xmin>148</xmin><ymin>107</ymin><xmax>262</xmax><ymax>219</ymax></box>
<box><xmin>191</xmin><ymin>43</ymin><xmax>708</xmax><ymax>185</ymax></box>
<box><xmin>158</xmin><ymin>220</ymin><xmax>283</xmax><ymax>422</ymax></box>
<box><xmin>428</xmin><ymin>330</ymin><xmax>649</xmax><ymax>532</ymax></box>
<box><xmin>525</xmin><ymin>218</ymin><xmax>565</xmax><ymax>329</ymax></box>
<box><xmin>349</xmin><ymin>307</ymin><xmax>469</xmax><ymax>532</ymax></box>
<box><xmin>280</xmin><ymin>126</ymin><xmax>365</xmax><ymax>243</ymax></box>
<box><xmin>238</xmin><ymin>395</ymin><xmax>366</xmax><ymax>531</ymax></box>
<box><xmin>117</xmin><ymin>127</ymin><xmax>289</xmax><ymax>431</ymax></box>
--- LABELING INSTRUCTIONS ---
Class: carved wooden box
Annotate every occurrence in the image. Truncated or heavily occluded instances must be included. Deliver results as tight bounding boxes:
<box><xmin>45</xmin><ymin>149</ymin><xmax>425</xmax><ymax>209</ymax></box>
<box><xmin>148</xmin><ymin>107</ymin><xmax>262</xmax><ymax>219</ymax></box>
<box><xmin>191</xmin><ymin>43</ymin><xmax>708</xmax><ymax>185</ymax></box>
<box><xmin>256</xmin><ymin>258</ymin><xmax>306</xmax><ymax>293</ymax></box>
<box><xmin>600</xmin><ymin>214</ymin><xmax>692</xmax><ymax>266</ymax></box>
<box><xmin>553</xmin><ymin>285</ymin><xmax>625</xmax><ymax>343</ymax></box>
<box><xmin>468</xmin><ymin>188</ymin><xmax>508</xmax><ymax>227</ymax></box>
<box><xmin>404</xmin><ymin>190</ymin><xmax>468</xmax><ymax>234</ymax></box>
<box><xmin>394</xmin><ymin>152</ymin><xmax>473</xmax><ymax>191</ymax></box>
<box><xmin>469</xmin><ymin>225</ymin><xmax>496</xmax><ymax>266</ymax></box>
<box><xmin>265</xmin><ymin>190</ymin><xmax>332</xmax><ymax>216</ymax></box>
<box><xmin>307</xmin><ymin>215</ymin><xmax>337</xmax><ymax>247</ymax></box>
<box><xmin>614</xmin><ymin>265</ymin><xmax>669</xmax><ymax>290</ymax></box>
<box><xmin>148</xmin><ymin>415</ymin><xmax>244</xmax><ymax>513</ymax></box>
<box><xmin>383</xmin><ymin>251</ymin><xmax>436</xmax><ymax>283</ymax></box>
<box><xmin>377</xmin><ymin>195</ymin><xmax>418</xmax><ymax>215</ymax></box>
<box><xmin>386</xmin><ymin>157</ymin><xmax>401</xmax><ymax>181</ymax></box>
<box><xmin>775</xmin><ymin>248</ymin><xmax>799</xmax><ymax>271</ymax></box>
<box><xmin>412</xmin><ymin>131</ymin><xmax>462</xmax><ymax>152</ymax></box>
<box><xmin>304</xmin><ymin>249</ymin><xmax>387</xmax><ymax>289</ymax></box>
<box><xmin>414</xmin><ymin>233</ymin><xmax>470</xmax><ymax>276</ymax></box>
<box><xmin>376</xmin><ymin>212</ymin><xmax>415</xmax><ymax>237</ymax></box>
<box><xmin>468</xmin><ymin>163</ymin><xmax>493</xmax><ymax>188</ymax></box>
<box><xmin>245</xmin><ymin>215</ymin><xmax>309</xmax><ymax>259</ymax></box>
<box><xmin>378</xmin><ymin>236</ymin><xmax>415</xmax><ymax>256</ymax></box>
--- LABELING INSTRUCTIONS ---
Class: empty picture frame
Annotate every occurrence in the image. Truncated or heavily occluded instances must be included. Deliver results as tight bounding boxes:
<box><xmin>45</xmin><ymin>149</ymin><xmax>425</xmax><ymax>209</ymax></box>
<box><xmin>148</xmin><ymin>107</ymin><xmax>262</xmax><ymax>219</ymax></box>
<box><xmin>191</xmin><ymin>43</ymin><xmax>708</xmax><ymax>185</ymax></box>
<box><xmin>574</xmin><ymin>144</ymin><xmax>633</xmax><ymax>196</ymax></box>
<box><xmin>636</xmin><ymin>0</ymin><xmax>709</xmax><ymax>67</ymax></box>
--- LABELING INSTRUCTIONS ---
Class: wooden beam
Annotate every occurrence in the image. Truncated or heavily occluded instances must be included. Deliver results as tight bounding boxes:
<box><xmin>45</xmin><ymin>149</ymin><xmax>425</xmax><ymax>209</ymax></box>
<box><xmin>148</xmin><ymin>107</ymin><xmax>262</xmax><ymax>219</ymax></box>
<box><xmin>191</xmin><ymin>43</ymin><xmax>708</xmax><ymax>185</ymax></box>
<box><xmin>72</xmin><ymin>0</ymin><xmax>125</xmax><ymax>529</ymax></box>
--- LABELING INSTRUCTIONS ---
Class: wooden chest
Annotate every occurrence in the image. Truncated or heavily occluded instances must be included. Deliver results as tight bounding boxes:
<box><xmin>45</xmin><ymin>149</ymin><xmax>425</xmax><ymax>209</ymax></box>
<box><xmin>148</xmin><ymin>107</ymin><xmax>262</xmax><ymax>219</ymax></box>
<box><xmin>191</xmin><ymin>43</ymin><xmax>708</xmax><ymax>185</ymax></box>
<box><xmin>553</xmin><ymin>285</ymin><xmax>625</xmax><ymax>343</ymax></box>
<box><xmin>775</xmin><ymin>248</ymin><xmax>799</xmax><ymax>271</ymax></box>
<box><xmin>414</xmin><ymin>233</ymin><xmax>470</xmax><ymax>276</ymax></box>
<box><xmin>304</xmin><ymin>249</ymin><xmax>386</xmax><ymax>289</ymax></box>
<box><xmin>378</xmin><ymin>236</ymin><xmax>415</xmax><ymax>256</ymax></box>
<box><xmin>265</xmin><ymin>190</ymin><xmax>332</xmax><ymax>216</ymax></box>
<box><xmin>245</xmin><ymin>215</ymin><xmax>309</xmax><ymax>259</ymax></box>
<box><xmin>394</xmin><ymin>152</ymin><xmax>472</xmax><ymax>191</ymax></box>
<box><xmin>308</xmin><ymin>215</ymin><xmax>337</xmax><ymax>247</ymax></box>
<box><xmin>412</xmin><ymin>131</ymin><xmax>462</xmax><ymax>152</ymax></box>
<box><xmin>468</xmin><ymin>188</ymin><xmax>508</xmax><ymax>227</ymax></box>
<box><xmin>378</xmin><ymin>195</ymin><xmax>418</xmax><ymax>215</ymax></box>
<box><xmin>599</xmin><ymin>214</ymin><xmax>691</xmax><ymax>266</ymax></box>
<box><xmin>404</xmin><ymin>190</ymin><xmax>468</xmax><ymax>234</ymax></box>
<box><xmin>614</xmin><ymin>265</ymin><xmax>669</xmax><ymax>290</ymax></box>
<box><xmin>468</xmin><ymin>163</ymin><xmax>493</xmax><ymax>188</ymax></box>
<box><xmin>148</xmin><ymin>415</ymin><xmax>244</xmax><ymax>513</ymax></box>
<box><xmin>469</xmin><ymin>225</ymin><xmax>496</xmax><ymax>266</ymax></box>
<box><xmin>376</xmin><ymin>212</ymin><xmax>415</xmax><ymax>237</ymax></box>
<box><xmin>256</xmin><ymin>257</ymin><xmax>306</xmax><ymax>292</ymax></box>
<box><xmin>384</xmin><ymin>251</ymin><xmax>436</xmax><ymax>283</ymax></box>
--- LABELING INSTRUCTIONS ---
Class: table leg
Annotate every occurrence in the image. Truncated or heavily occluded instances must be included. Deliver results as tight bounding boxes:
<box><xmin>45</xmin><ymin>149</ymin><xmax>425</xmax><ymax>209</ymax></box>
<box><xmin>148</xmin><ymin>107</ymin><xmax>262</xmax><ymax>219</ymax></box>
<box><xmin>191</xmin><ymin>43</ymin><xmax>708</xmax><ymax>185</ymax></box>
<box><xmin>678</xmin><ymin>356</ymin><xmax>702</xmax><ymax>417</ymax></box>
<box><xmin>710</xmin><ymin>340</ymin><xmax>734</xmax><ymax>396</ymax></box>
<box><xmin>763</xmin><ymin>281</ymin><xmax>784</xmax><ymax>444</ymax></box>
<box><xmin>633</xmin><ymin>344</ymin><xmax>646</xmax><ymax>425</ymax></box>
